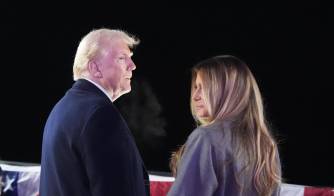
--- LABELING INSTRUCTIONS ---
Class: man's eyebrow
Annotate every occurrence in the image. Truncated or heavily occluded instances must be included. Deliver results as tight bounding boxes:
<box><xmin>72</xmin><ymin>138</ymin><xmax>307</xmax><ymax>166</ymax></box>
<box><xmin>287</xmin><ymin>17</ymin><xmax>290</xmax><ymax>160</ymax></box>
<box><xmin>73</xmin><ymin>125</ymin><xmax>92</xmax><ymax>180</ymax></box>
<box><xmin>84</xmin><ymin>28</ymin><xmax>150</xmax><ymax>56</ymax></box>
<box><xmin>119</xmin><ymin>50</ymin><xmax>133</xmax><ymax>57</ymax></box>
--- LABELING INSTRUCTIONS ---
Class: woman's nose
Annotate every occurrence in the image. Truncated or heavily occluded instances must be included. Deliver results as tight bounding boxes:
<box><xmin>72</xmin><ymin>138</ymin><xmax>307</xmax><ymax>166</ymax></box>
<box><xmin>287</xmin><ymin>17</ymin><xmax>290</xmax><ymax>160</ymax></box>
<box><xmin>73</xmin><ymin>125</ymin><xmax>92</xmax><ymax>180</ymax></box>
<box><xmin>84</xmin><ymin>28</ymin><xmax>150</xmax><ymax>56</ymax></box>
<box><xmin>193</xmin><ymin>90</ymin><xmax>201</xmax><ymax>101</ymax></box>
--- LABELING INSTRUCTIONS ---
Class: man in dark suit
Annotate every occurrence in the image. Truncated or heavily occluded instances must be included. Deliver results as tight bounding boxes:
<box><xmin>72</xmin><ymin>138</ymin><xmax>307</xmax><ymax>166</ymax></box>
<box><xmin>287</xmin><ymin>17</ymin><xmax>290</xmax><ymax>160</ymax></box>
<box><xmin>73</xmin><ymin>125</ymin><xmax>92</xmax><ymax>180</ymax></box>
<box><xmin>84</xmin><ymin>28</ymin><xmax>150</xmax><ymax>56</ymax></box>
<box><xmin>40</xmin><ymin>28</ymin><xmax>150</xmax><ymax>196</ymax></box>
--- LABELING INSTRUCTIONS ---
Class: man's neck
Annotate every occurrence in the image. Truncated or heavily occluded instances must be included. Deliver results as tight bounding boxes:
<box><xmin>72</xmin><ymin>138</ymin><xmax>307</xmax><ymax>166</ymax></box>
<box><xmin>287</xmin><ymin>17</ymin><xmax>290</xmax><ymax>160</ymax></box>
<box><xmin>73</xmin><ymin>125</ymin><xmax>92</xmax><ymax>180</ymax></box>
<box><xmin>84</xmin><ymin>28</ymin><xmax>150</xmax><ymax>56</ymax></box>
<box><xmin>81</xmin><ymin>77</ymin><xmax>114</xmax><ymax>102</ymax></box>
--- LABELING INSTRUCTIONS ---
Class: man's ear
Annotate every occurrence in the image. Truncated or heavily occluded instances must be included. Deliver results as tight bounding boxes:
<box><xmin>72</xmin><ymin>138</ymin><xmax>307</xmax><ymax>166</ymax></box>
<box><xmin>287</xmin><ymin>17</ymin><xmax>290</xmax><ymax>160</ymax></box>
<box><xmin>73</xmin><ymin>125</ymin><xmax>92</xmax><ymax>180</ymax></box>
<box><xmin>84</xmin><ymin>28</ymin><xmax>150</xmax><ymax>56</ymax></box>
<box><xmin>88</xmin><ymin>60</ymin><xmax>102</xmax><ymax>78</ymax></box>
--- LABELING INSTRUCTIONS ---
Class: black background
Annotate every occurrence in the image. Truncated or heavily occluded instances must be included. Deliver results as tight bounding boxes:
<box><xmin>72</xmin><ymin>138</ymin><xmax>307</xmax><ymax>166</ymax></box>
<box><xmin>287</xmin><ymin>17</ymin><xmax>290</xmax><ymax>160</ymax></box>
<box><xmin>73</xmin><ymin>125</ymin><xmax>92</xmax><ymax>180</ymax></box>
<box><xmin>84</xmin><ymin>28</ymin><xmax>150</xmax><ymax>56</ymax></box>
<box><xmin>1</xmin><ymin>2</ymin><xmax>333</xmax><ymax>187</ymax></box>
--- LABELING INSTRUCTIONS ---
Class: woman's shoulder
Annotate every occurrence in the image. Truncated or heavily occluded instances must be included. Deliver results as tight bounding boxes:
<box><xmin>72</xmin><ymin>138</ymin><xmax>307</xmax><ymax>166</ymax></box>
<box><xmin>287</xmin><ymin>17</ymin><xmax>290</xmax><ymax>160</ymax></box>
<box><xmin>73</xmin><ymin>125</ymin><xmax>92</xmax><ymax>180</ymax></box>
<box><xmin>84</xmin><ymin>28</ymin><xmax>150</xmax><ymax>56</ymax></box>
<box><xmin>187</xmin><ymin>120</ymin><xmax>232</xmax><ymax>147</ymax></box>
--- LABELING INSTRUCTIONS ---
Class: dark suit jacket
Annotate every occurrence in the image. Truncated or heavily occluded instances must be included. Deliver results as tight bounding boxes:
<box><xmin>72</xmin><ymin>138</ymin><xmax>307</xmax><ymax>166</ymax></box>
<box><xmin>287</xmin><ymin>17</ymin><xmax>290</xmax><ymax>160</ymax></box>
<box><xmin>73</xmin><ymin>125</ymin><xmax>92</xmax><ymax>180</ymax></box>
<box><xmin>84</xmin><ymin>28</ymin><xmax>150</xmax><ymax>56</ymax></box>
<box><xmin>40</xmin><ymin>79</ymin><xmax>150</xmax><ymax>196</ymax></box>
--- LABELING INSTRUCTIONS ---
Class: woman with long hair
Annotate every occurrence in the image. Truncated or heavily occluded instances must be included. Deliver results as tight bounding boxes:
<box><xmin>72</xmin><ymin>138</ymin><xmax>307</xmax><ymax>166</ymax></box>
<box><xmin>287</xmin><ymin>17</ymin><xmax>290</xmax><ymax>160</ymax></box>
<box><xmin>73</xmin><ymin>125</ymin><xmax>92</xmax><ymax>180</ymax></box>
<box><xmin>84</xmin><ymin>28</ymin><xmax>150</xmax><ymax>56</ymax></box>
<box><xmin>168</xmin><ymin>55</ymin><xmax>281</xmax><ymax>196</ymax></box>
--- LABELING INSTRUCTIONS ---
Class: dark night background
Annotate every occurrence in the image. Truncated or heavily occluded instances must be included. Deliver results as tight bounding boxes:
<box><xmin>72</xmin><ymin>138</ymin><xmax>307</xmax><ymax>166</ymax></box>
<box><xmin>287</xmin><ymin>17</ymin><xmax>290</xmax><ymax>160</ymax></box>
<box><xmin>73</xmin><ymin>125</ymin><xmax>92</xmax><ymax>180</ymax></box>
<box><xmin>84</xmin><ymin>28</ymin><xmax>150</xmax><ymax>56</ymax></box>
<box><xmin>1</xmin><ymin>2</ymin><xmax>333</xmax><ymax>187</ymax></box>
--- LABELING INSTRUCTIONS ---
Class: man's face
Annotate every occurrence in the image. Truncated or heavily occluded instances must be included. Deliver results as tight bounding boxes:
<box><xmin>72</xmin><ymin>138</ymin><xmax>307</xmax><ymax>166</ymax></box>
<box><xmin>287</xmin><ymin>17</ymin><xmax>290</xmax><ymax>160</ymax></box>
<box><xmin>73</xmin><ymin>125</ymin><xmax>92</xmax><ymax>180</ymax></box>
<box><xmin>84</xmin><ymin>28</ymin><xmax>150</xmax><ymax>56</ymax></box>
<box><xmin>97</xmin><ymin>39</ymin><xmax>136</xmax><ymax>100</ymax></box>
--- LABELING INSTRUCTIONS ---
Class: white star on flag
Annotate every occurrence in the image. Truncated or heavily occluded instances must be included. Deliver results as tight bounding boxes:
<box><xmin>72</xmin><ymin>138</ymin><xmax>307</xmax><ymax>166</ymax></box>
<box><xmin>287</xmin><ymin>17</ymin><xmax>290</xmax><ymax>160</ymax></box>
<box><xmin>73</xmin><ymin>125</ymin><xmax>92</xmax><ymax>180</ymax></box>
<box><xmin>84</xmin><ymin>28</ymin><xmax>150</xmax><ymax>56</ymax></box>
<box><xmin>3</xmin><ymin>175</ymin><xmax>15</xmax><ymax>192</ymax></box>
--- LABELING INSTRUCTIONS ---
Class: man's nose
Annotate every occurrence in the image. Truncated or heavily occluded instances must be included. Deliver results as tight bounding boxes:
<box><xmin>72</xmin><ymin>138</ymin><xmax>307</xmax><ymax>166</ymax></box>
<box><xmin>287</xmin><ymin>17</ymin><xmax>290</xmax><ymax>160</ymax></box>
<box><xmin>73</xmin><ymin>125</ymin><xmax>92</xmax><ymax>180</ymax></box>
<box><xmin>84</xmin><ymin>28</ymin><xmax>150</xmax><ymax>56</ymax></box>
<box><xmin>128</xmin><ymin>59</ymin><xmax>136</xmax><ymax>71</ymax></box>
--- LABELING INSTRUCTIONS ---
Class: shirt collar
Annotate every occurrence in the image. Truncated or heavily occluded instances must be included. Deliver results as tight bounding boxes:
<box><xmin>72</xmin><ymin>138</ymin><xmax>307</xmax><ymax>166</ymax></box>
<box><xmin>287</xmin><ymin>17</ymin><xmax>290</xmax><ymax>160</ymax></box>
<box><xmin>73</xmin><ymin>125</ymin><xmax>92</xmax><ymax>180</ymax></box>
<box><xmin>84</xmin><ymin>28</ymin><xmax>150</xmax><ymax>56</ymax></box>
<box><xmin>82</xmin><ymin>78</ymin><xmax>113</xmax><ymax>102</ymax></box>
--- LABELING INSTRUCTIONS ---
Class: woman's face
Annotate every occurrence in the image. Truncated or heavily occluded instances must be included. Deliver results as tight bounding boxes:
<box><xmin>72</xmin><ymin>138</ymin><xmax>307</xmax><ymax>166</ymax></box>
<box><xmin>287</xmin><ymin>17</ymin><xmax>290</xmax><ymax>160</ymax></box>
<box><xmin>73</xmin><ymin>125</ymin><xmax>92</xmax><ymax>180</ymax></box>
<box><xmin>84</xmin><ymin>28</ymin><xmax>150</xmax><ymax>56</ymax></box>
<box><xmin>192</xmin><ymin>74</ymin><xmax>209</xmax><ymax>119</ymax></box>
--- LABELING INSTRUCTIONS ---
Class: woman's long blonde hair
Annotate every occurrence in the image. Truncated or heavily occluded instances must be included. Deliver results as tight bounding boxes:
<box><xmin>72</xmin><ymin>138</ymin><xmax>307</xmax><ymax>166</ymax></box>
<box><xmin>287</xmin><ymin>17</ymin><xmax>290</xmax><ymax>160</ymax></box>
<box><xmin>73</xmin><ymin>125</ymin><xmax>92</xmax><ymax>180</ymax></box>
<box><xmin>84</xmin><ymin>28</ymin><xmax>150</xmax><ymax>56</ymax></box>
<box><xmin>170</xmin><ymin>55</ymin><xmax>281</xmax><ymax>195</ymax></box>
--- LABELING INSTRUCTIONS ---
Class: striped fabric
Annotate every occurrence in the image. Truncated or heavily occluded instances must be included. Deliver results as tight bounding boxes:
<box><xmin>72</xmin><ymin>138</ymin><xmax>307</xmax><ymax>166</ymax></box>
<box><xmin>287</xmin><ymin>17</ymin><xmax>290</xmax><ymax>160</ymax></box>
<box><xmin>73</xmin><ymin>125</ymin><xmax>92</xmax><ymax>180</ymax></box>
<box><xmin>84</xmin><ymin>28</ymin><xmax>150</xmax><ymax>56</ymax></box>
<box><xmin>1</xmin><ymin>162</ymin><xmax>333</xmax><ymax>196</ymax></box>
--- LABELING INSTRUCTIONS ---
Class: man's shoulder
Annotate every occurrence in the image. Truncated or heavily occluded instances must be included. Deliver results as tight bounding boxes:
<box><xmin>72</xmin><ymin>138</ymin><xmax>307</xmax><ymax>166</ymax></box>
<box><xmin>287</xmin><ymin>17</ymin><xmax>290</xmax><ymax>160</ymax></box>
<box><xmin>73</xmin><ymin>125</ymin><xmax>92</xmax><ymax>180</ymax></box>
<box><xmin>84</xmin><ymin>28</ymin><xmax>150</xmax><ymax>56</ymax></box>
<box><xmin>64</xmin><ymin>84</ymin><xmax>112</xmax><ymax>109</ymax></box>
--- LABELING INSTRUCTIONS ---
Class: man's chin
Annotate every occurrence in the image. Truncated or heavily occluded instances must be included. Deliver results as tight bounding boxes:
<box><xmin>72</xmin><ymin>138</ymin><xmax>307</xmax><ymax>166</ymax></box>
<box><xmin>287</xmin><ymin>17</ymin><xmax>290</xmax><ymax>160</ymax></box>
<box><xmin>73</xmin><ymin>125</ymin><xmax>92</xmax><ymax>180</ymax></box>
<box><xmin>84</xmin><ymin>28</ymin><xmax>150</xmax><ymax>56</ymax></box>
<box><xmin>120</xmin><ymin>88</ymin><xmax>131</xmax><ymax>96</ymax></box>
<box><xmin>123</xmin><ymin>87</ymin><xmax>131</xmax><ymax>94</ymax></box>
<box><xmin>112</xmin><ymin>88</ymin><xmax>131</xmax><ymax>101</ymax></box>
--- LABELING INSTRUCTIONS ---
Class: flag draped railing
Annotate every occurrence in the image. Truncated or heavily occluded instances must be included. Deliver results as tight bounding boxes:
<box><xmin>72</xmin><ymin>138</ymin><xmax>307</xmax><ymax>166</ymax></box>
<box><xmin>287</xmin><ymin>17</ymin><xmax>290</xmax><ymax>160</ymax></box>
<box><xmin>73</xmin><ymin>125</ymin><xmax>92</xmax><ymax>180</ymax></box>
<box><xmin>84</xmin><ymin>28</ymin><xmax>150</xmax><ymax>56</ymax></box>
<box><xmin>0</xmin><ymin>160</ymin><xmax>333</xmax><ymax>196</ymax></box>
